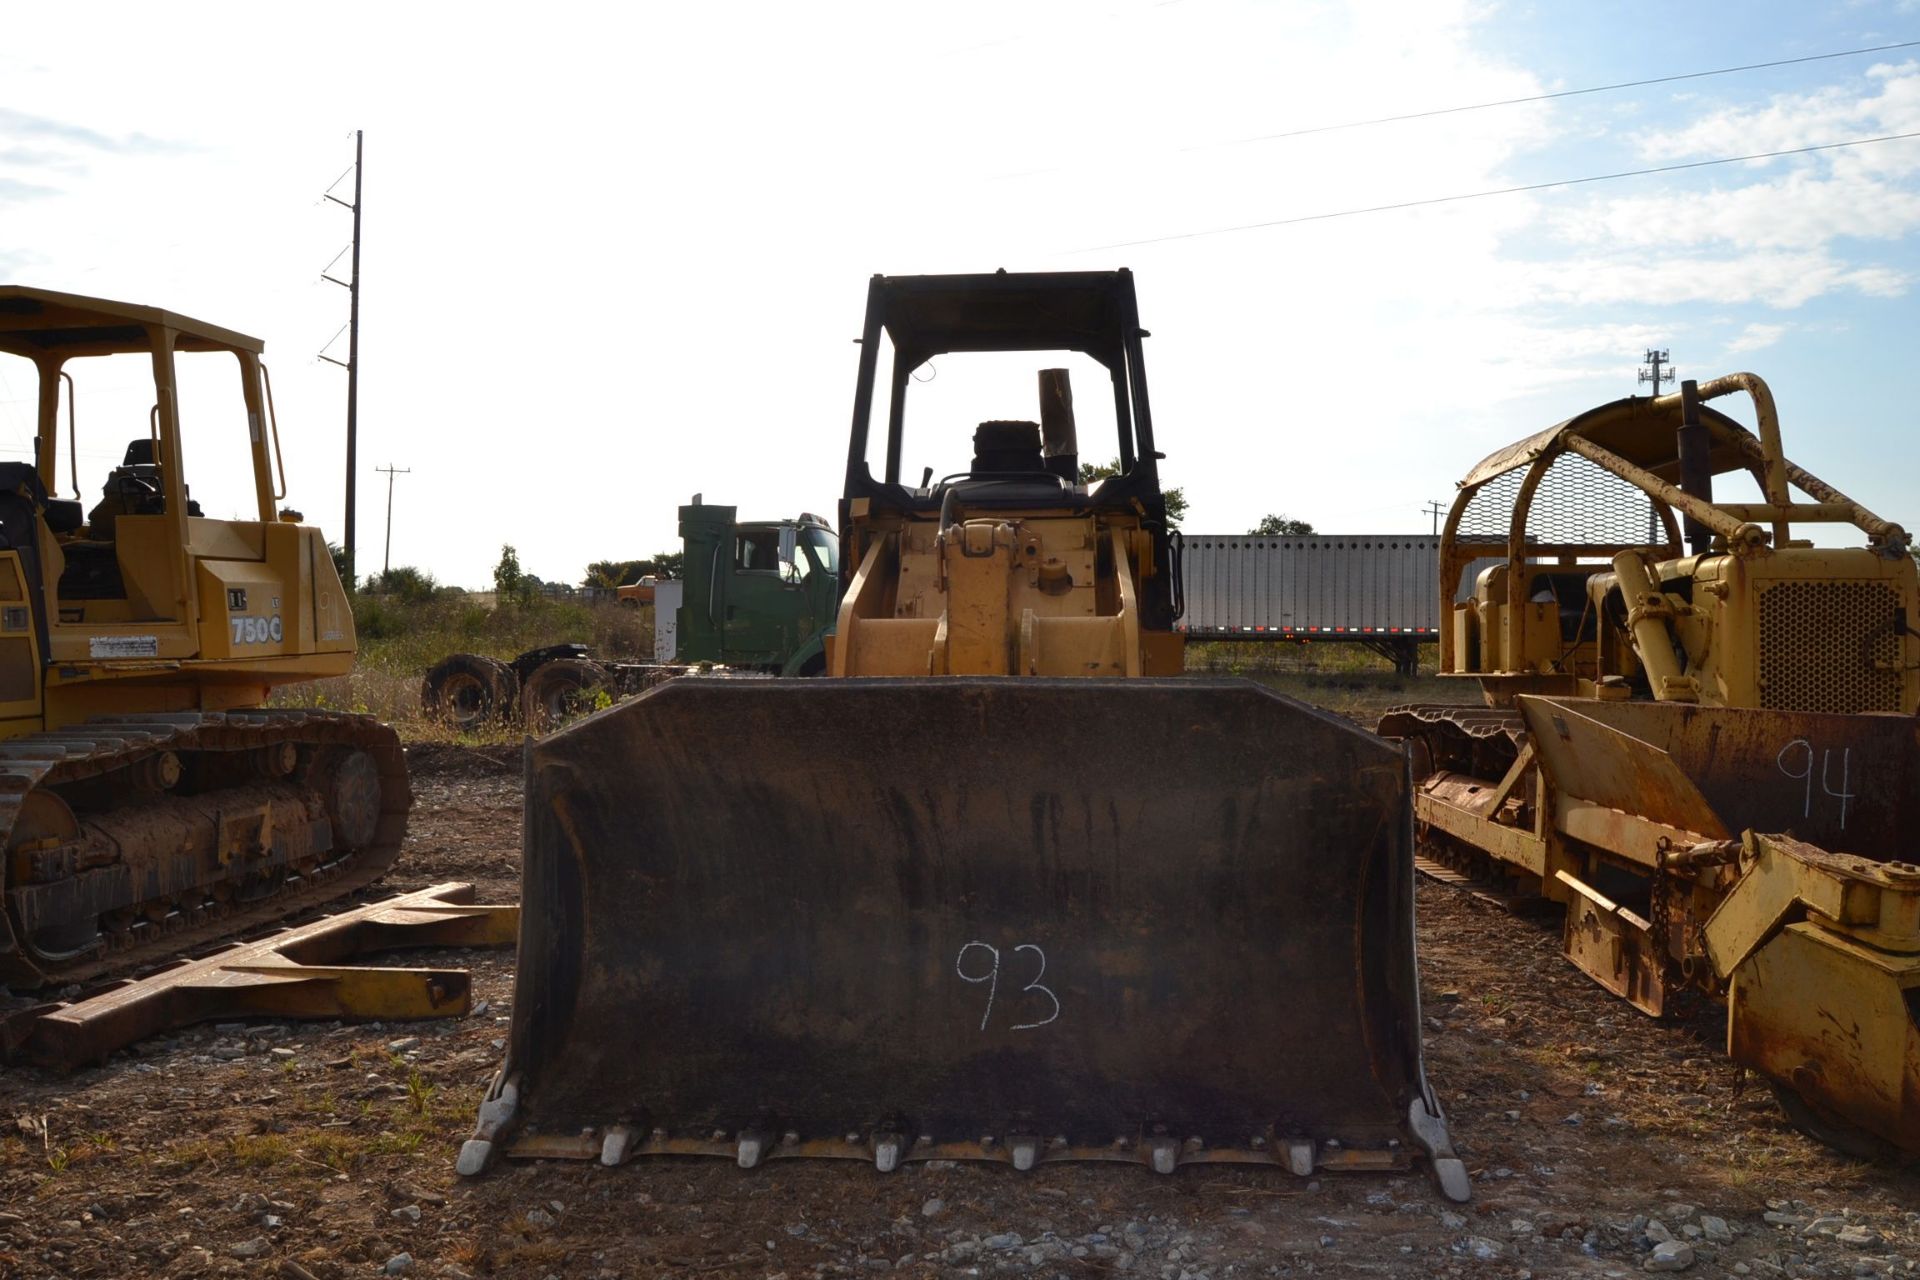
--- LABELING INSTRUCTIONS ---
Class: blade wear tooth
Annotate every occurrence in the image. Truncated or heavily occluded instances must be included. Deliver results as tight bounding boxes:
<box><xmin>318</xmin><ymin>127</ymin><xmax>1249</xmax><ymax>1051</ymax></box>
<box><xmin>1433</xmin><ymin>1157</ymin><xmax>1472</xmax><ymax>1204</ymax></box>
<box><xmin>737</xmin><ymin>1131</ymin><xmax>770</xmax><ymax>1169</ymax></box>
<box><xmin>455</xmin><ymin>1141</ymin><xmax>492</xmax><ymax>1177</ymax></box>
<box><xmin>599</xmin><ymin>1125</ymin><xmax>634</xmax><ymax>1167</ymax></box>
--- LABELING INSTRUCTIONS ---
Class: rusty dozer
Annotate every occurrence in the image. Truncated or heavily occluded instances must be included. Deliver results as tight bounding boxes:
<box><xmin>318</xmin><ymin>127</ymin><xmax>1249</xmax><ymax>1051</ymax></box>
<box><xmin>1379</xmin><ymin>373</ymin><xmax>1920</xmax><ymax>1156</ymax></box>
<box><xmin>464</xmin><ymin>270</ymin><xmax>1466</xmax><ymax>1198</ymax></box>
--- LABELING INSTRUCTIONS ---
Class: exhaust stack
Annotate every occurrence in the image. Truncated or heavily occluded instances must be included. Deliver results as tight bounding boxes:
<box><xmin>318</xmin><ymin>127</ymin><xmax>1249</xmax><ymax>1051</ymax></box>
<box><xmin>1038</xmin><ymin>368</ymin><xmax>1078</xmax><ymax>483</ymax></box>
<box><xmin>1675</xmin><ymin>379</ymin><xmax>1714</xmax><ymax>556</ymax></box>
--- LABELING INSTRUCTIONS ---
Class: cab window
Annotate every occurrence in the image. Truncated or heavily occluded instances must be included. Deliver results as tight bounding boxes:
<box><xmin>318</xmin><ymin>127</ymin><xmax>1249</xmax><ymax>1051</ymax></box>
<box><xmin>801</xmin><ymin>527</ymin><xmax>837</xmax><ymax>576</ymax></box>
<box><xmin>734</xmin><ymin>529</ymin><xmax>779</xmax><ymax>572</ymax></box>
<box><xmin>785</xmin><ymin>541</ymin><xmax>813</xmax><ymax>584</ymax></box>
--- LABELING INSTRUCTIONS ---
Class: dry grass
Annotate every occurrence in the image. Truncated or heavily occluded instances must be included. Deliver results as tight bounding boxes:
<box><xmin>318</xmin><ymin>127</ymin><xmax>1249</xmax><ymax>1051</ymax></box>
<box><xmin>271</xmin><ymin>594</ymin><xmax>654</xmax><ymax>743</ymax></box>
<box><xmin>272</xmin><ymin>599</ymin><xmax>1469</xmax><ymax>744</ymax></box>
<box><xmin>1186</xmin><ymin>638</ymin><xmax>1477</xmax><ymax>723</ymax></box>
<box><xmin>227</xmin><ymin>1132</ymin><xmax>296</xmax><ymax>1168</ymax></box>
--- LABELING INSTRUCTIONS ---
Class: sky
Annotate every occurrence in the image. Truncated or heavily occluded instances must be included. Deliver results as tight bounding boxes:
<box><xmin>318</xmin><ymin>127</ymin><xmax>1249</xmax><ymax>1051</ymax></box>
<box><xmin>2</xmin><ymin>0</ymin><xmax>1918</xmax><ymax>588</ymax></box>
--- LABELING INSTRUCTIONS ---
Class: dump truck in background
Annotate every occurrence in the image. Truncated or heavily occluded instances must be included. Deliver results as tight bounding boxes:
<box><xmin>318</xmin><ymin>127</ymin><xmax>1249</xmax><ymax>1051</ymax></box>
<box><xmin>0</xmin><ymin>287</ymin><xmax>408</xmax><ymax>989</ymax></box>
<box><xmin>1378</xmin><ymin>373</ymin><xmax>1920</xmax><ymax>1156</ymax></box>
<box><xmin>462</xmin><ymin>269</ymin><xmax>1467</xmax><ymax>1199</ymax></box>
<box><xmin>421</xmin><ymin>502</ymin><xmax>839</xmax><ymax>730</ymax></box>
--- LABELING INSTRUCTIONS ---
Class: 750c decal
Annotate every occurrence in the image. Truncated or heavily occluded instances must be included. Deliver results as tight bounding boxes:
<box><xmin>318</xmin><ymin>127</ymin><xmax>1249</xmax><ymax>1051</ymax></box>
<box><xmin>231</xmin><ymin>615</ymin><xmax>284</xmax><ymax>645</ymax></box>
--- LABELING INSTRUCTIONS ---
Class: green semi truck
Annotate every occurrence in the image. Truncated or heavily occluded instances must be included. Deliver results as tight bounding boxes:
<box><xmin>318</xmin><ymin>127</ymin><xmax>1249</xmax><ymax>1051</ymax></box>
<box><xmin>662</xmin><ymin>500</ymin><xmax>839</xmax><ymax>676</ymax></box>
<box><xmin>421</xmin><ymin>499</ymin><xmax>840</xmax><ymax>730</ymax></box>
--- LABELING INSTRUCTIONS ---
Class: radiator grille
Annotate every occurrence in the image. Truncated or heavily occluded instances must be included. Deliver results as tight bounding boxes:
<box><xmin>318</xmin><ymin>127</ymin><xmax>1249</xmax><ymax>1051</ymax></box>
<box><xmin>1757</xmin><ymin>580</ymin><xmax>1903</xmax><ymax>713</ymax></box>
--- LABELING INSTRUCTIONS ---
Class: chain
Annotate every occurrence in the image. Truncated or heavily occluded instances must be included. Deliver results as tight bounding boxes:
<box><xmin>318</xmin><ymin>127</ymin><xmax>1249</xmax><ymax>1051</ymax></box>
<box><xmin>1650</xmin><ymin>839</ymin><xmax>1675</xmax><ymax>996</ymax></box>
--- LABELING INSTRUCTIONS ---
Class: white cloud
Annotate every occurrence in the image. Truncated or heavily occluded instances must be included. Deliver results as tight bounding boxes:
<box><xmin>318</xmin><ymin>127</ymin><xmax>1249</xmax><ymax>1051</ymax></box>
<box><xmin>1524</xmin><ymin>248</ymin><xmax>1907</xmax><ymax>309</ymax></box>
<box><xmin>1552</xmin><ymin>165</ymin><xmax>1920</xmax><ymax>250</ymax></box>
<box><xmin>1725</xmin><ymin>322</ymin><xmax>1788</xmax><ymax>354</ymax></box>
<box><xmin>1514</xmin><ymin>63</ymin><xmax>1920</xmax><ymax>311</ymax></box>
<box><xmin>1635</xmin><ymin>61</ymin><xmax>1920</xmax><ymax>159</ymax></box>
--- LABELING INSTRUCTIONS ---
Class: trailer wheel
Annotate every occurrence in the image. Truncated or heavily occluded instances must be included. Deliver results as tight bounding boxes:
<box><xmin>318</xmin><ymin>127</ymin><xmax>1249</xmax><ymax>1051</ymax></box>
<box><xmin>422</xmin><ymin>654</ymin><xmax>521</xmax><ymax>730</ymax></box>
<box><xmin>523</xmin><ymin>658</ymin><xmax>610</xmax><ymax>734</ymax></box>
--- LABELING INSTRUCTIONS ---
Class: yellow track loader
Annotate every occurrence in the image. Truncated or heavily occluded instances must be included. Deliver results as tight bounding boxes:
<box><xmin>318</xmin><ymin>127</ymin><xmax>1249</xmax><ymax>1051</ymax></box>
<box><xmin>464</xmin><ymin>270</ymin><xmax>1466</xmax><ymax>1198</ymax></box>
<box><xmin>0</xmin><ymin>288</ymin><xmax>408</xmax><ymax>990</ymax></box>
<box><xmin>1378</xmin><ymin>373</ymin><xmax>1920</xmax><ymax>1155</ymax></box>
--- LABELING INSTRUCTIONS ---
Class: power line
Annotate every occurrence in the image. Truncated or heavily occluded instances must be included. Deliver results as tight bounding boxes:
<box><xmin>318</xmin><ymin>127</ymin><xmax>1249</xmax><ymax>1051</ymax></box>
<box><xmin>1202</xmin><ymin>38</ymin><xmax>1920</xmax><ymax>151</ymax></box>
<box><xmin>1075</xmin><ymin>129</ymin><xmax>1920</xmax><ymax>251</ymax></box>
<box><xmin>994</xmin><ymin>37</ymin><xmax>1920</xmax><ymax>182</ymax></box>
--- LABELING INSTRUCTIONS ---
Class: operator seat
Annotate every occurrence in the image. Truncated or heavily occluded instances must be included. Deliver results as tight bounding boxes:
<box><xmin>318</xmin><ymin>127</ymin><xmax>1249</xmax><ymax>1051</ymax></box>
<box><xmin>970</xmin><ymin>420</ymin><xmax>1049</xmax><ymax>474</ymax></box>
<box><xmin>938</xmin><ymin>419</ymin><xmax>1071</xmax><ymax>505</ymax></box>
<box><xmin>87</xmin><ymin>439</ymin><xmax>201</xmax><ymax>539</ymax></box>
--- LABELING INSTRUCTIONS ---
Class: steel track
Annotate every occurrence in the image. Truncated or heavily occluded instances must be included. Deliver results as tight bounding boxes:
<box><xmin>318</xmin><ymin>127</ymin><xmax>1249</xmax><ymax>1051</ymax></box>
<box><xmin>0</xmin><ymin>708</ymin><xmax>410</xmax><ymax>989</ymax></box>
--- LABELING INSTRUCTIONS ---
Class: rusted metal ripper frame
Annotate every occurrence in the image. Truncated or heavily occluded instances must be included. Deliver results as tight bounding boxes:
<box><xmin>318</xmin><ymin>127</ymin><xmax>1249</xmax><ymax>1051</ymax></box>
<box><xmin>8</xmin><ymin>882</ymin><xmax>517</xmax><ymax>1070</ymax></box>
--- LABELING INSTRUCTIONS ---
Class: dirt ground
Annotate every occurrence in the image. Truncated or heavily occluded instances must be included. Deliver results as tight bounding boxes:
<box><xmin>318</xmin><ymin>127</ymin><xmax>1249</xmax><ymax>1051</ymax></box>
<box><xmin>3</xmin><ymin>722</ymin><xmax>1919</xmax><ymax>1280</ymax></box>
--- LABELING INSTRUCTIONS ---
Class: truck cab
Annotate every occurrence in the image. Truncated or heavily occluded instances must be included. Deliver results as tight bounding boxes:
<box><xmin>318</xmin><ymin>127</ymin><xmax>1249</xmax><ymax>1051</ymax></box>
<box><xmin>674</xmin><ymin>502</ymin><xmax>839</xmax><ymax>674</ymax></box>
<box><xmin>615</xmin><ymin>576</ymin><xmax>657</xmax><ymax>608</ymax></box>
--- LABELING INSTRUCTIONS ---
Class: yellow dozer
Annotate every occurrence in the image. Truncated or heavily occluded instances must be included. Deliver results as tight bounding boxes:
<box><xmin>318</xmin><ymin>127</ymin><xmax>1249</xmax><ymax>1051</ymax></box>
<box><xmin>1378</xmin><ymin>373</ymin><xmax>1920</xmax><ymax>1156</ymax></box>
<box><xmin>464</xmin><ymin>270</ymin><xmax>1466</xmax><ymax>1198</ymax></box>
<box><xmin>0</xmin><ymin>288</ymin><xmax>408</xmax><ymax>989</ymax></box>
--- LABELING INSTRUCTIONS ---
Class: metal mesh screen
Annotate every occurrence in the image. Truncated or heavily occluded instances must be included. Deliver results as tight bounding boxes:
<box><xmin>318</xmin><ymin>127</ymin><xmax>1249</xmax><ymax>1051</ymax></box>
<box><xmin>1758</xmin><ymin>581</ymin><xmax>1903</xmax><ymax>713</ymax></box>
<box><xmin>1455</xmin><ymin>454</ymin><xmax>1663</xmax><ymax>545</ymax></box>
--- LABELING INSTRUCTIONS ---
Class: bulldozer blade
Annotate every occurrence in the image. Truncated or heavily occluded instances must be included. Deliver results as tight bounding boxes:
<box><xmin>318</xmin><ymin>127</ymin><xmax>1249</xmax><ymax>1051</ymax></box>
<box><xmin>1518</xmin><ymin>699</ymin><xmax>1730</xmax><ymax>841</ymax></box>
<box><xmin>1521</xmin><ymin>698</ymin><xmax>1920</xmax><ymax>858</ymax></box>
<box><xmin>464</xmin><ymin>676</ymin><xmax>1465</xmax><ymax>1199</ymax></box>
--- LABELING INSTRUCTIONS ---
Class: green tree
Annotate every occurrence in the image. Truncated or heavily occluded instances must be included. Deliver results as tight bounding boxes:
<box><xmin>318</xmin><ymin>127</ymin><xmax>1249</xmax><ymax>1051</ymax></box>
<box><xmin>328</xmin><ymin>541</ymin><xmax>354</xmax><ymax>593</ymax></box>
<box><xmin>1250</xmin><ymin>514</ymin><xmax>1315</xmax><ymax>536</ymax></box>
<box><xmin>494</xmin><ymin>544</ymin><xmax>536</xmax><ymax>606</ymax></box>
<box><xmin>1078</xmin><ymin>458</ymin><xmax>1187</xmax><ymax>527</ymax></box>
<box><xmin>584</xmin><ymin>559</ymin><xmax>648</xmax><ymax>590</ymax></box>
<box><xmin>583</xmin><ymin>551</ymin><xmax>685</xmax><ymax>589</ymax></box>
<box><xmin>364</xmin><ymin>565</ymin><xmax>441</xmax><ymax>603</ymax></box>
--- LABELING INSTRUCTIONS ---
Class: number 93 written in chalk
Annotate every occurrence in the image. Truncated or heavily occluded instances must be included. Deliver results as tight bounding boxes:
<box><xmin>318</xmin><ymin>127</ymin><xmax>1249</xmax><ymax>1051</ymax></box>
<box><xmin>955</xmin><ymin>940</ymin><xmax>1061</xmax><ymax>1032</ymax></box>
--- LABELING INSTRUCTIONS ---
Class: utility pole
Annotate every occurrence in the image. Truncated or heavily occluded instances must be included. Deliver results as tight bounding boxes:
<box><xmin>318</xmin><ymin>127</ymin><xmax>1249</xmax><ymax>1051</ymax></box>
<box><xmin>376</xmin><ymin>464</ymin><xmax>409</xmax><ymax>577</ymax></box>
<box><xmin>1639</xmin><ymin>348</ymin><xmax>1673</xmax><ymax>396</ymax></box>
<box><xmin>320</xmin><ymin>130</ymin><xmax>363</xmax><ymax>586</ymax></box>
<box><xmin>1423</xmin><ymin>500</ymin><xmax>1447</xmax><ymax>536</ymax></box>
<box><xmin>1638</xmin><ymin>349</ymin><xmax>1675</xmax><ymax>545</ymax></box>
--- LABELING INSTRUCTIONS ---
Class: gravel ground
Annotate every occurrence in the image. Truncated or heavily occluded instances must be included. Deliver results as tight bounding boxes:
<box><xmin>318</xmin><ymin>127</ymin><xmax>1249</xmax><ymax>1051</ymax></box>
<box><xmin>1</xmin><ymin>741</ymin><xmax>1917</xmax><ymax>1279</ymax></box>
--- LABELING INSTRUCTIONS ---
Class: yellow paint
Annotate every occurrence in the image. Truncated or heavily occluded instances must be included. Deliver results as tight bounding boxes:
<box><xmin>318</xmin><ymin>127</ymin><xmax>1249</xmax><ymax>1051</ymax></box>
<box><xmin>1729</xmin><ymin>922</ymin><xmax>1920</xmax><ymax>1149</ymax></box>
<box><xmin>1438</xmin><ymin>373</ymin><xmax>1917</xmax><ymax>715</ymax></box>
<box><xmin>831</xmin><ymin>506</ymin><xmax>1174</xmax><ymax>678</ymax></box>
<box><xmin>1406</xmin><ymin>370</ymin><xmax>1920</xmax><ymax>1153</ymax></box>
<box><xmin>0</xmin><ymin>287</ymin><xmax>359</xmax><ymax>738</ymax></box>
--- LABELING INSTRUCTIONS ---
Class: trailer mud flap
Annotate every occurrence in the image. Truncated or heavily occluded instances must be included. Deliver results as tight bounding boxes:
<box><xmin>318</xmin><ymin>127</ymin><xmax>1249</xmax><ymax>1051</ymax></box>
<box><xmin>464</xmin><ymin>676</ymin><xmax>1464</xmax><ymax>1199</ymax></box>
